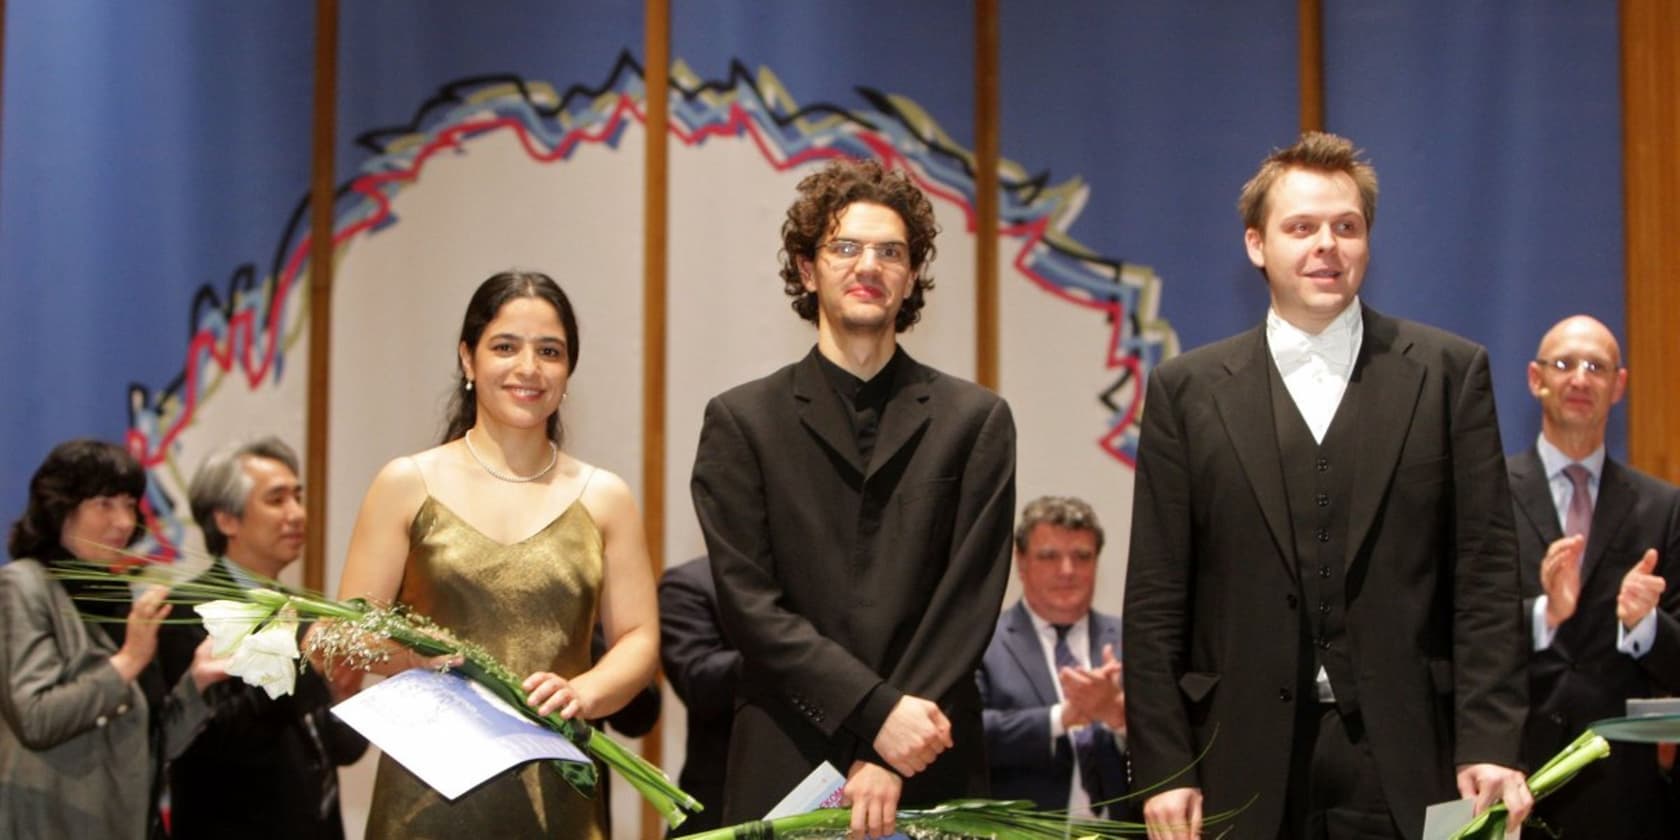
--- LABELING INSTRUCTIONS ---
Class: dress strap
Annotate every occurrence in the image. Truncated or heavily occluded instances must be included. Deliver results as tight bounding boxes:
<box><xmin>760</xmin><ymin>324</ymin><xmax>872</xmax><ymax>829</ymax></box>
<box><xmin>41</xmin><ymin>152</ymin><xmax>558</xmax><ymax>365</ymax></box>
<box><xmin>570</xmin><ymin>466</ymin><xmax>598</xmax><ymax>509</ymax></box>
<box><xmin>406</xmin><ymin>454</ymin><xmax>432</xmax><ymax>495</ymax></box>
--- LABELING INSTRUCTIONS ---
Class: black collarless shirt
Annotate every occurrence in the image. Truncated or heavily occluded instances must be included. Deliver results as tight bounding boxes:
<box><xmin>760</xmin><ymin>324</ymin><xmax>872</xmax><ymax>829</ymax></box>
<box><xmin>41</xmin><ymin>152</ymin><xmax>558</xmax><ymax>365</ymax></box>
<box><xmin>814</xmin><ymin>347</ymin><xmax>904</xmax><ymax>468</ymax></box>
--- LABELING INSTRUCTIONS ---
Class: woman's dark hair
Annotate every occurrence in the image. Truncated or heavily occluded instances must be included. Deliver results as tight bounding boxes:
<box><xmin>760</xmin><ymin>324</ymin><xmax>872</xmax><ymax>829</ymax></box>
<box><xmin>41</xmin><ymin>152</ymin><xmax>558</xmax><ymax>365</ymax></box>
<box><xmin>441</xmin><ymin>270</ymin><xmax>580</xmax><ymax>446</ymax></box>
<box><xmin>8</xmin><ymin>439</ymin><xmax>147</xmax><ymax>562</ymax></box>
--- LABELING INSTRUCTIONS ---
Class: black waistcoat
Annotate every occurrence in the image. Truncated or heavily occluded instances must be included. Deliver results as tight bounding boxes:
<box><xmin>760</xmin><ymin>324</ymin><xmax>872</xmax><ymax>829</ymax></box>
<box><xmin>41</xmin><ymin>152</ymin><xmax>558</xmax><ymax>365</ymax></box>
<box><xmin>1269</xmin><ymin>358</ymin><xmax>1363</xmax><ymax>718</ymax></box>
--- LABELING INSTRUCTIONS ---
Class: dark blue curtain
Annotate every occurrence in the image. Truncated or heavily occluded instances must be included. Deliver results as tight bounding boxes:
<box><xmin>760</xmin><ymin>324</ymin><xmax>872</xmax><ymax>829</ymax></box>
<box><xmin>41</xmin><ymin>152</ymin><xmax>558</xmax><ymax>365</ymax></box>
<box><xmin>1</xmin><ymin>1</ymin><xmax>313</xmax><ymax>528</ymax></box>
<box><xmin>1323</xmin><ymin>1</ymin><xmax>1624</xmax><ymax>456</ymax></box>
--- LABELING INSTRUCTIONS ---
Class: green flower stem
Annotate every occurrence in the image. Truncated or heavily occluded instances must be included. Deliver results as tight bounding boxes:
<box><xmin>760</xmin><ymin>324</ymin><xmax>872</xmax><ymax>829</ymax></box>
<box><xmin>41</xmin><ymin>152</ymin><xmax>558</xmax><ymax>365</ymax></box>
<box><xmin>672</xmin><ymin>798</ymin><xmax>1165</xmax><ymax>839</ymax></box>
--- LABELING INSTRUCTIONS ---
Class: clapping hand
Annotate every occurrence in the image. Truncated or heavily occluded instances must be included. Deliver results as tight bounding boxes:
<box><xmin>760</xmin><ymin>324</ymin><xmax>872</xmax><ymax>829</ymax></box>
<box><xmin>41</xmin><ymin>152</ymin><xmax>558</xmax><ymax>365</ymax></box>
<box><xmin>1618</xmin><ymin>549</ymin><xmax>1666</xmax><ymax>630</ymax></box>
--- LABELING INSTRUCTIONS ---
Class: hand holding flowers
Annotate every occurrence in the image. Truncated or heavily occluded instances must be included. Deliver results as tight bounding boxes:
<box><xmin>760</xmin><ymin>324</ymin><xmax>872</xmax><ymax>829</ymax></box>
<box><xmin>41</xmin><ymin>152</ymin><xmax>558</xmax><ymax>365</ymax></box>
<box><xmin>108</xmin><ymin>585</ymin><xmax>173</xmax><ymax>683</ymax></box>
<box><xmin>522</xmin><ymin>671</ymin><xmax>590</xmax><ymax>719</ymax></box>
<box><xmin>1450</xmin><ymin>730</ymin><xmax>1611</xmax><ymax>839</ymax></box>
<box><xmin>1454</xmin><ymin>763</ymin><xmax>1532</xmax><ymax>839</ymax></box>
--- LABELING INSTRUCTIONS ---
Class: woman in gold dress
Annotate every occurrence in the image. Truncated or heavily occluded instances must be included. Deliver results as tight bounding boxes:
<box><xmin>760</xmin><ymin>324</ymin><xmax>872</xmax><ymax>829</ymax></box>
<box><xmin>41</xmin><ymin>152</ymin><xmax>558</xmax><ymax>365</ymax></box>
<box><xmin>336</xmin><ymin>271</ymin><xmax>660</xmax><ymax>838</ymax></box>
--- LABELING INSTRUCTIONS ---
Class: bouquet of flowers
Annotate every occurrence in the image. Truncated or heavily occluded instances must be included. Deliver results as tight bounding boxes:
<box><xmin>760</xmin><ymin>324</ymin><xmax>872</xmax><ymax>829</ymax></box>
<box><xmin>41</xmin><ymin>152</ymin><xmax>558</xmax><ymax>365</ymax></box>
<box><xmin>54</xmin><ymin>558</ymin><xmax>703</xmax><ymax>828</ymax></box>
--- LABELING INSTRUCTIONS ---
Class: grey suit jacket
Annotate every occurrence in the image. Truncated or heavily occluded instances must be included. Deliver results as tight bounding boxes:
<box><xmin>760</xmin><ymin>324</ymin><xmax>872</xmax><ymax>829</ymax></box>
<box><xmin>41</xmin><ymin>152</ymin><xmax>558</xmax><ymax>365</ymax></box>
<box><xmin>1124</xmin><ymin>306</ymin><xmax>1526</xmax><ymax>840</ymax></box>
<box><xmin>0</xmin><ymin>559</ymin><xmax>209</xmax><ymax>840</ymax></box>
<box><xmin>692</xmin><ymin>347</ymin><xmax>1016</xmax><ymax>820</ymax></box>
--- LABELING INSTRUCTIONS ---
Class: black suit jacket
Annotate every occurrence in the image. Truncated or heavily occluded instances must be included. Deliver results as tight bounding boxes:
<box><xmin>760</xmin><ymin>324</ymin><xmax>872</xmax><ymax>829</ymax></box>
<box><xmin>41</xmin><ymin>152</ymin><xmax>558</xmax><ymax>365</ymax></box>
<box><xmin>659</xmin><ymin>555</ymin><xmax>738</xmax><ymax>832</ymax></box>
<box><xmin>1123</xmin><ymin>306</ymin><xmax>1526</xmax><ymax>840</ymax></box>
<box><xmin>691</xmin><ymin>348</ymin><xmax>1016</xmax><ymax>819</ymax></box>
<box><xmin>1510</xmin><ymin>449</ymin><xmax>1680</xmax><ymax>839</ymax></box>
<box><xmin>978</xmin><ymin>600</ymin><xmax>1130</xmax><ymax>818</ymax></box>
<box><xmin>155</xmin><ymin>562</ymin><xmax>368</xmax><ymax>840</ymax></box>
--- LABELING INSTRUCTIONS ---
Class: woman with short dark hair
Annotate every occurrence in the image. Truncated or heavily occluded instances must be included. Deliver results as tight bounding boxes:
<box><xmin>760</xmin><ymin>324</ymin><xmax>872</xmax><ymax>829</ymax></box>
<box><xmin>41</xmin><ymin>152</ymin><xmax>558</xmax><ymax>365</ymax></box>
<box><xmin>0</xmin><ymin>439</ymin><xmax>227</xmax><ymax>839</ymax></box>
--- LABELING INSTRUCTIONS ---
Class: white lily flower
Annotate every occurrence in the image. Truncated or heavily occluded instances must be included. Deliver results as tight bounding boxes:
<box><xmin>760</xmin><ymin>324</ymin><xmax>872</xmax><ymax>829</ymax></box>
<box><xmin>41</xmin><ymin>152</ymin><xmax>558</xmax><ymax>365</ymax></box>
<box><xmin>193</xmin><ymin>599</ymin><xmax>272</xmax><ymax>656</ymax></box>
<box><xmin>224</xmin><ymin>611</ymin><xmax>302</xmax><ymax>699</ymax></box>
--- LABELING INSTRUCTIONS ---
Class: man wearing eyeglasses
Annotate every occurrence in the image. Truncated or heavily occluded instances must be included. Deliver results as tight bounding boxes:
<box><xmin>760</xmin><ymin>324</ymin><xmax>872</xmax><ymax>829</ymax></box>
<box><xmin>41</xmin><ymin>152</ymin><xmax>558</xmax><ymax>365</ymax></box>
<box><xmin>692</xmin><ymin>157</ymin><xmax>1016</xmax><ymax>838</ymax></box>
<box><xmin>1510</xmin><ymin>315</ymin><xmax>1680</xmax><ymax>840</ymax></box>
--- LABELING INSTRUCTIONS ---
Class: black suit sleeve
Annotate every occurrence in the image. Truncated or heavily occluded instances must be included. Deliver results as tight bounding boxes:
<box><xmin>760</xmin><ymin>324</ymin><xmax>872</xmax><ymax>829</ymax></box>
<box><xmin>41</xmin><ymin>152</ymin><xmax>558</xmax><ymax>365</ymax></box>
<box><xmin>658</xmin><ymin>559</ymin><xmax>739</xmax><ymax>723</ymax></box>
<box><xmin>1122</xmin><ymin>366</ymin><xmax>1202</xmax><ymax>788</ymax></box>
<box><xmin>1637</xmin><ymin>483</ymin><xmax>1680</xmax><ymax>694</ymax></box>
<box><xmin>166</xmin><ymin>620</ymin><xmax>368</xmax><ymax>765</ymax></box>
<box><xmin>1449</xmin><ymin>347</ymin><xmax>1527</xmax><ymax>767</ymax></box>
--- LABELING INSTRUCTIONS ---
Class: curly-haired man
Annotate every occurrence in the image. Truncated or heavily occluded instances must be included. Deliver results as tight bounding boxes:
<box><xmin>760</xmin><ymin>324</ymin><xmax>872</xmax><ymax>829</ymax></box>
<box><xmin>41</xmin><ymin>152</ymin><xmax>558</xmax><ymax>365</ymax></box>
<box><xmin>692</xmin><ymin>157</ymin><xmax>1016</xmax><ymax>837</ymax></box>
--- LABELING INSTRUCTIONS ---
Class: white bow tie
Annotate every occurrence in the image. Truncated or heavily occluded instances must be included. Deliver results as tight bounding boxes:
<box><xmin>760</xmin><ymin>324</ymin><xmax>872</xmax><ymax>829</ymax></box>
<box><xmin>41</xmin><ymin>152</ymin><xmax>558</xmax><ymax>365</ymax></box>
<box><xmin>1274</xmin><ymin>328</ymin><xmax>1354</xmax><ymax>375</ymax></box>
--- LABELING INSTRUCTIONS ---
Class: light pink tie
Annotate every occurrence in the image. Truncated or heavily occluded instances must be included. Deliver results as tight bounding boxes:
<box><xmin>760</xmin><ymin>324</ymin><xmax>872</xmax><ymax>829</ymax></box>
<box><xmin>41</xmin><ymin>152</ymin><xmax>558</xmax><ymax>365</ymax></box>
<box><xmin>1563</xmin><ymin>464</ymin><xmax>1593</xmax><ymax>541</ymax></box>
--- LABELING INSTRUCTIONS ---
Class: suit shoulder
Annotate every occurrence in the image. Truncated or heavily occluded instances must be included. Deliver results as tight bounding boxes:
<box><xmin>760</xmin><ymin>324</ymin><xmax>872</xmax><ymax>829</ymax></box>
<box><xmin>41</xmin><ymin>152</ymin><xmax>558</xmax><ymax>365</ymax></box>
<box><xmin>1389</xmin><ymin>316</ymin><xmax>1487</xmax><ymax>365</ymax></box>
<box><xmin>0</xmin><ymin>558</ymin><xmax>49</xmax><ymax>588</ymax></box>
<box><xmin>1146</xmin><ymin>330</ymin><xmax>1259</xmax><ymax>399</ymax></box>
<box><xmin>708</xmin><ymin>361</ymin><xmax>800</xmax><ymax>409</ymax></box>
<box><xmin>1159</xmin><ymin>330</ymin><xmax>1255</xmax><ymax>375</ymax></box>
<box><xmin>660</xmin><ymin>556</ymin><xmax>713</xmax><ymax>590</ymax></box>
<box><xmin>1505</xmin><ymin>447</ymin><xmax>1542</xmax><ymax>478</ymax></box>
<box><xmin>922</xmin><ymin>364</ymin><xmax>1008</xmax><ymax>414</ymax></box>
<box><xmin>1613</xmin><ymin>459</ymin><xmax>1680</xmax><ymax>502</ymax></box>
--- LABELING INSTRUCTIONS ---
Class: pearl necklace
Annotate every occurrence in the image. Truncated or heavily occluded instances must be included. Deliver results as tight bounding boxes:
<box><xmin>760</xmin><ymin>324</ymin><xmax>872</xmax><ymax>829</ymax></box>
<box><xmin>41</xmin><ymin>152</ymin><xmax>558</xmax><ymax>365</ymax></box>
<box><xmin>463</xmin><ymin>431</ymin><xmax>559</xmax><ymax>483</ymax></box>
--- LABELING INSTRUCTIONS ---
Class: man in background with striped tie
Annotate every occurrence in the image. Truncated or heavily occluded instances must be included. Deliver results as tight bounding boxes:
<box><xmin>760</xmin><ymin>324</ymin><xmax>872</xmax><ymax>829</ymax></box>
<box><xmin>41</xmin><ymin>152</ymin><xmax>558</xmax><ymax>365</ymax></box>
<box><xmin>1510</xmin><ymin>314</ymin><xmax>1680</xmax><ymax>839</ymax></box>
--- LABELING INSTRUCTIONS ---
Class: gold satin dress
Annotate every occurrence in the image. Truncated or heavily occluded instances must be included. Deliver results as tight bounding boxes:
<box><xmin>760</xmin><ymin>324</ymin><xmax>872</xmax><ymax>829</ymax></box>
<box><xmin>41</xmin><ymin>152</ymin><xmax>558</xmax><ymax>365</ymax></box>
<box><xmin>364</xmin><ymin>495</ymin><xmax>606</xmax><ymax>839</ymax></box>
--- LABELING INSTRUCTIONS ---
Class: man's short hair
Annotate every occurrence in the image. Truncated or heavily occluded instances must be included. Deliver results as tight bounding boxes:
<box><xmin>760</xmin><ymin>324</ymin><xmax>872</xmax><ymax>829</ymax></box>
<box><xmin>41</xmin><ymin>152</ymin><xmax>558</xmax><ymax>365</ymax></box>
<box><xmin>1013</xmin><ymin>495</ymin><xmax>1104</xmax><ymax>554</ymax></box>
<box><xmin>778</xmin><ymin>157</ymin><xmax>939</xmax><ymax>333</ymax></box>
<box><xmin>189</xmin><ymin>436</ymin><xmax>300</xmax><ymax>557</ymax></box>
<box><xmin>1237</xmin><ymin>131</ymin><xmax>1379</xmax><ymax>233</ymax></box>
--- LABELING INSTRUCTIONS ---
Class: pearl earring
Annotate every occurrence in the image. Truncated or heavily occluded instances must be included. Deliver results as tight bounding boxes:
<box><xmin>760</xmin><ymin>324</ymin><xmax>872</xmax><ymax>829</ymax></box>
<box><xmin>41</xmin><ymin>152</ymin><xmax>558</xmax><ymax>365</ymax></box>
<box><xmin>465</xmin><ymin>380</ymin><xmax>474</xmax><ymax>392</ymax></box>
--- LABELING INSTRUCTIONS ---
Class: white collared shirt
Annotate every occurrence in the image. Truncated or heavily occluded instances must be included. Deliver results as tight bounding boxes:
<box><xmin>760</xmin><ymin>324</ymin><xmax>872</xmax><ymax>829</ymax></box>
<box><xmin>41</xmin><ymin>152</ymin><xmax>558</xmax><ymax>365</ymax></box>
<box><xmin>1266</xmin><ymin>299</ymin><xmax>1364</xmax><ymax>444</ymax></box>
<box><xmin>1267</xmin><ymin>300</ymin><xmax>1362</xmax><ymax>701</ymax></box>
<box><xmin>1023</xmin><ymin>607</ymin><xmax>1096</xmax><ymax>818</ymax></box>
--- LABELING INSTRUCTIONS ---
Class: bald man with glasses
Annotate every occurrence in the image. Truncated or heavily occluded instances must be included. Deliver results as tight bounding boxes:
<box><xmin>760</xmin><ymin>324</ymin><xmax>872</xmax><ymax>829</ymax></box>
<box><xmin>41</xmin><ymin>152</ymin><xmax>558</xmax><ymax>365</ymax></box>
<box><xmin>1510</xmin><ymin>315</ymin><xmax>1680</xmax><ymax>839</ymax></box>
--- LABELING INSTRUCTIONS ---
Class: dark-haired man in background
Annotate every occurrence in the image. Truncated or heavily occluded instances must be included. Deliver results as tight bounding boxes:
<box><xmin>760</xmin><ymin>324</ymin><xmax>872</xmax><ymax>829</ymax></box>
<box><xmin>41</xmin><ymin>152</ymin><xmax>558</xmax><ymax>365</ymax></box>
<box><xmin>979</xmin><ymin>495</ymin><xmax>1129</xmax><ymax>820</ymax></box>
<box><xmin>159</xmin><ymin>437</ymin><xmax>366</xmax><ymax>839</ymax></box>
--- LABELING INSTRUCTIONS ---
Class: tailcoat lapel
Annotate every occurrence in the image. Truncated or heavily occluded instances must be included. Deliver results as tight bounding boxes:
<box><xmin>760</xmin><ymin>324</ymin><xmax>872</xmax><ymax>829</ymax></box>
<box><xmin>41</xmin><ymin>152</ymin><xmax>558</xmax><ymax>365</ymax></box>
<box><xmin>1343</xmin><ymin>307</ymin><xmax>1425</xmax><ymax>570</ymax></box>
<box><xmin>1001</xmin><ymin>602</ymin><xmax>1058</xmax><ymax>705</ymax></box>
<box><xmin>792</xmin><ymin>350</ymin><xmax>865</xmax><ymax>478</ymax></box>
<box><xmin>1212</xmin><ymin>327</ymin><xmax>1295</xmax><ymax>581</ymax></box>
